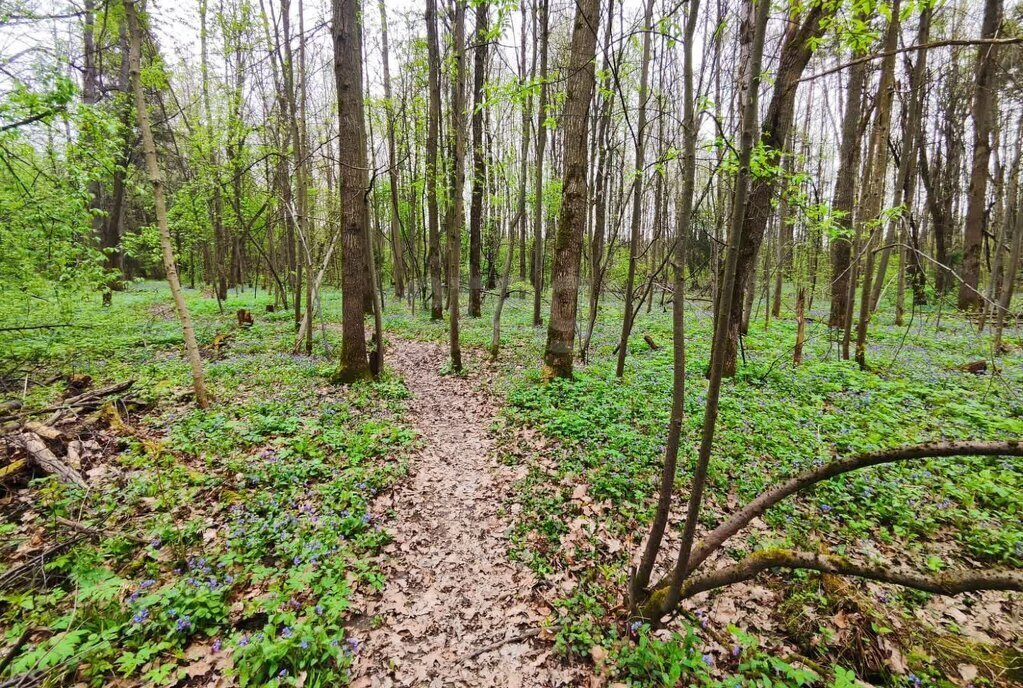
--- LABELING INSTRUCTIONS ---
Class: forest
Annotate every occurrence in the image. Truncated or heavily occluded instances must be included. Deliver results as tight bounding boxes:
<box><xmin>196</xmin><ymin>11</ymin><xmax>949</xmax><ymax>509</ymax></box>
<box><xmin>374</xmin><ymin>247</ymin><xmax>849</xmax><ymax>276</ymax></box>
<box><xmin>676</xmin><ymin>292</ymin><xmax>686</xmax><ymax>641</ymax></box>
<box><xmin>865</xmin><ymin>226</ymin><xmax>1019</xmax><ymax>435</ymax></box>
<box><xmin>1</xmin><ymin>0</ymin><xmax>1022</xmax><ymax>685</ymax></box>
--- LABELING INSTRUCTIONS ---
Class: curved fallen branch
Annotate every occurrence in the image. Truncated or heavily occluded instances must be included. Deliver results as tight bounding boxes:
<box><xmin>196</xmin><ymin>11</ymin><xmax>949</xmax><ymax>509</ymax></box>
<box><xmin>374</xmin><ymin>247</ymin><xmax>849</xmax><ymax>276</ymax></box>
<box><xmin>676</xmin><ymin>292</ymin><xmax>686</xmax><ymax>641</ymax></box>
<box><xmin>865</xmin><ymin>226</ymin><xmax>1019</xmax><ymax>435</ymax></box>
<box><xmin>686</xmin><ymin>440</ymin><xmax>1023</xmax><ymax>575</ymax></box>
<box><xmin>637</xmin><ymin>440</ymin><xmax>1023</xmax><ymax>621</ymax></box>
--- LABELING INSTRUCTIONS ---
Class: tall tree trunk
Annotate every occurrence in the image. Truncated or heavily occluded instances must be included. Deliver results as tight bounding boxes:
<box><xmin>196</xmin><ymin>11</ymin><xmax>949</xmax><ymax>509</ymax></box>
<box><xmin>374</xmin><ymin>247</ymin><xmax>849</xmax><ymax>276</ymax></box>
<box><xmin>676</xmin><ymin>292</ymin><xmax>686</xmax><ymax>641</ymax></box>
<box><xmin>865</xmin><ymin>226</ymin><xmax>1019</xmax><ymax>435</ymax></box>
<box><xmin>630</xmin><ymin>0</ymin><xmax>699</xmax><ymax>609</ymax></box>
<box><xmin>448</xmin><ymin>0</ymin><xmax>467</xmax><ymax>371</ymax></box>
<box><xmin>468</xmin><ymin>2</ymin><xmax>489</xmax><ymax>317</ymax></box>
<box><xmin>332</xmin><ymin>0</ymin><xmax>372</xmax><ymax>382</ymax></box>
<box><xmin>871</xmin><ymin>6</ymin><xmax>931</xmax><ymax>317</ymax></box>
<box><xmin>531</xmin><ymin>0</ymin><xmax>550</xmax><ymax>328</ymax></box>
<box><xmin>541</xmin><ymin>0</ymin><xmax>599</xmax><ymax>379</ymax></box>
<box><xmin>959</xmin><ymin>0</ymin><xmax>1003</xmax><ymax>311</ymax></box>
<box><xmin>638</xmin><ymin>0</ymin><xmax>770</xmax><ymax>622</ymax></box>
<box><xmin>721</xmin><ymin>3</ymin><xmax>829</xmax><ymax>376</ymax></box>
<box><xmin>614</xmin><ymin>0</ymin><xmax>655</xmax><ymax>378</ymax></box>
<box><xmin>124</xmin><ymin>0</ymin><xmax>209</xmax><ymax>409</ymax></box>
<box><xmin>426</xmin><ymin>0</ymin><xmax>444</xmax><ymax>320</ymax></box>
<box><xmin>379</xmin><ymin>0</ymin><xmax>406</xmax><ymax>299</ymax></box>
<box><xmin>854</xmin><ymin>0</ymin><xmax>901</xmax><ymax>369</ymax></box>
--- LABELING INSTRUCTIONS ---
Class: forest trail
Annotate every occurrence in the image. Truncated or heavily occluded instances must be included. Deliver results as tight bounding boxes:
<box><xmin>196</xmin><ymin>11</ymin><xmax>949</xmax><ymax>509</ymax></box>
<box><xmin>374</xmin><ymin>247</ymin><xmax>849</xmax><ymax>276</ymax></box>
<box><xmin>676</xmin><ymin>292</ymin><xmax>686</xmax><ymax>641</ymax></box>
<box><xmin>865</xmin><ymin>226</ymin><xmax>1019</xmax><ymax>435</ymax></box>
<box><xmin>351</xmin><ymin>339</ymin><xmax>579</xmax><ymax>687</ymax></box>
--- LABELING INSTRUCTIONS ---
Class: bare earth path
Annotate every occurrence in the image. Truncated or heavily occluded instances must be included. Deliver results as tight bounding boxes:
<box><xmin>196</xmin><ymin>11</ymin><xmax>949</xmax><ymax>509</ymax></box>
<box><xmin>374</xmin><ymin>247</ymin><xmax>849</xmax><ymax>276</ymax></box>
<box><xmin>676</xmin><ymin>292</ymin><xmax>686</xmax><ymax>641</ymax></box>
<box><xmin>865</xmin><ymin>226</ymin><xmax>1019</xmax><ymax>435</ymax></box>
<box><xmin>351</xmin><ymin>339</ymin><xmax>581</xmax><ymax>687</ymax></box>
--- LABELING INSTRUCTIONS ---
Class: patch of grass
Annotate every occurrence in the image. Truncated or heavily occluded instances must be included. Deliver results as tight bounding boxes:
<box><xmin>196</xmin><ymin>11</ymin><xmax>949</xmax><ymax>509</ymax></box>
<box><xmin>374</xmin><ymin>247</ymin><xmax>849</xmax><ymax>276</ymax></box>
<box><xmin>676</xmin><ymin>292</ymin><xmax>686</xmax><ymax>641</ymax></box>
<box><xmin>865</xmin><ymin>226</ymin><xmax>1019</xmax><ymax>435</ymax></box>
<box><xmin>1</xmin><ymin>283</ymin><xmax>414</xmax><ymax>686</ymax></box>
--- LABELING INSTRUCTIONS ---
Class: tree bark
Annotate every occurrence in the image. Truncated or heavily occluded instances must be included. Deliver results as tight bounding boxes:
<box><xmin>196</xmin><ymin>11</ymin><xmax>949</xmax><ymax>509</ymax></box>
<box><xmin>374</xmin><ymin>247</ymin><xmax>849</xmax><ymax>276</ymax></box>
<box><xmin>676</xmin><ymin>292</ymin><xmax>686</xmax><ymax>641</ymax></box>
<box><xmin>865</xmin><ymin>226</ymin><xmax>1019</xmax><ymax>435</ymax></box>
<box><xmin>332</xmin><ymin>0</ymin><xmax>372</xmax><ymax>382</ymax></box>
<box><xmin>124</xmin><ymin>0</ymin><xmax>209</xmax><ymax>409</ymax></box>
<box><xmin>541</xmin><ymin>0</ymin><xmax>599</xmax><ymax>379</ymax></box>
<box><xmin>426</xmin><ymin>0</ymin><xmax>444</xmax><ymax>320</ymax></box>
<box><xmin>721</xmin><ymin>4</ymin><xmax>829</xmax><ymax>376</ymax></box>
<box><xmin>468</xmin><ymin>2</ymin><xmax>489</xmax><ymax>318</ymax></box>
<box><xmin>959</xmin><ymin>0</ymin><xmax>1003</xmax><ymax>310</ymax></box>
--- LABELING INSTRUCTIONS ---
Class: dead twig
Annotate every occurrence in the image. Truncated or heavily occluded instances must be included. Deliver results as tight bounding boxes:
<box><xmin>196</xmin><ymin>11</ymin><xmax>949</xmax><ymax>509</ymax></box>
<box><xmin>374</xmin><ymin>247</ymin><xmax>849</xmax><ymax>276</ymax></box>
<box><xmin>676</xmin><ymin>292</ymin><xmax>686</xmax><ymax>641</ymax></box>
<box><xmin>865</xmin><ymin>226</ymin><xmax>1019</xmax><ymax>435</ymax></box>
<box><xmin>459</xmin><ymin>628</ymin><xmax>541</xmax><ymax>662</ymax></box>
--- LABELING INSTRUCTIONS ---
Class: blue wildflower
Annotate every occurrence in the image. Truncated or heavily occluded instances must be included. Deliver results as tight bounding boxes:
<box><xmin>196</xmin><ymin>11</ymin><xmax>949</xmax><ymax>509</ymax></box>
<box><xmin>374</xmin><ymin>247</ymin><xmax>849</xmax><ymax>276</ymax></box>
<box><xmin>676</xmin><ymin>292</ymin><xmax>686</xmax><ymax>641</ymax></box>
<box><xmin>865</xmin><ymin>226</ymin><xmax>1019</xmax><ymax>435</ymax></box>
<box><xmin>131</xmin><ymin>608</ymin><xmax>149</xmax><ymax>624</ymax></box>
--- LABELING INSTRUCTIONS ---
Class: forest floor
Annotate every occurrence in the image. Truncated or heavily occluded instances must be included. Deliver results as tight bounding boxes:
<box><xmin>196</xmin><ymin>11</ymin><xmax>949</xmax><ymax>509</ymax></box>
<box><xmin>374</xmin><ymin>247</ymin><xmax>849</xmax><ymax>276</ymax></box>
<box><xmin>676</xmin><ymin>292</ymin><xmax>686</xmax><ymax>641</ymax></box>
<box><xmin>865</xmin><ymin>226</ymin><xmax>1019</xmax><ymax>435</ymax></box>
<box><xmin>350</xmin><ymin>338</ymin><xmax>579</xmax><ymax>687</ymax></box>
<box><xmin>1</xmin><ymin>282</ymin><xmax>1022</xmax><ymax>687</ymax></box>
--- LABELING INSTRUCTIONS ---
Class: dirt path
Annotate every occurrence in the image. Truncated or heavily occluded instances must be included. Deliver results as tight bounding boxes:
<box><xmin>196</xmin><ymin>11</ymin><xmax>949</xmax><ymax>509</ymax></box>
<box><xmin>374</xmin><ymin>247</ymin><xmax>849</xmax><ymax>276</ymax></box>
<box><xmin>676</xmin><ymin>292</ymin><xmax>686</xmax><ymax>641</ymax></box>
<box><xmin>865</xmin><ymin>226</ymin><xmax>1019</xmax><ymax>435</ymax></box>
<box><xmin>351</xmin><ymin>339</ymin><xmax>580</xmax><ymax>687</ymax></box>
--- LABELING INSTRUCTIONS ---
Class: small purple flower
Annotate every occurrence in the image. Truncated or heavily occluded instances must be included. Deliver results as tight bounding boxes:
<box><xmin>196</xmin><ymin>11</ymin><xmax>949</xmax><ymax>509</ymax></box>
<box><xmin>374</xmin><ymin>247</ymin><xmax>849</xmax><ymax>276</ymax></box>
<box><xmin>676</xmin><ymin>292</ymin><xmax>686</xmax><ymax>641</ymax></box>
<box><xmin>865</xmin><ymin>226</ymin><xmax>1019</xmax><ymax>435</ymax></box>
<box><xmin>150</xmin><ymin>537</ymin><xmax>162</xmax><ymax>548</ymax></box>
<box><xmin>237</xmin><ymin>635</ymin><xmax>250</xmax><ymax>647</ymax></box>
<box><xmin>278</xmin><ymin>669</ymin><xmax>288</xmax><ymax>678</ymax></box>
<box><xmin>702</xmin><ymin>653</ymin><xmax>715</xmax><ymax>667</ymax></box>
<box><xmin>315</xmin><ymin>605</ymin><xmax>323</xmax><ymax>615</ymax></box>
<box><xmin>731</xmin><ymin>644</ymin><xmax>741</xmax><ymax>658</ymax></box>
<box><xmin>300</xmin><ymin>640</ymin><xmax>309</xmax><ymax>649</ymax></box>
<box><xmin>281</xmin><ymin>627</ymin><xmax>293</xmax><ymax>639</ymax></box>
<box><xmin>820</xmin><ymin>504</ymin><xmax>832</xmax><ymax>513</ymax></box>
<box><xmin>139</xmin><ymin>579</ymin><xmax>156</xmax><ymax>589</ymax></box>
<box><xmin>629</xmin><ymin>621</ymin><xmax>642</xmax><ymax>634</ymax></box>
<box><xmin>212</xmin><ymin>638</ymin><xmax>222</xmax><ymax>653</ymax></box>
<box><xmin>293</xmin><ymin>556</ymin><xmax>302</xmax><ymax>565</ymax></box>
<box><xmin>347</xmin><ymin>637</ymin><xmax>361</xmax><ymax>653</ymax></box>
<box><xmin>131</xmin><ymin>608</ymin><xmax>149</xmax><ymax>624</ymax></box>
<box><xmin>175</xmin><ymin>616</ymin><xmax>192</xmax><ymax>632</ymax></box>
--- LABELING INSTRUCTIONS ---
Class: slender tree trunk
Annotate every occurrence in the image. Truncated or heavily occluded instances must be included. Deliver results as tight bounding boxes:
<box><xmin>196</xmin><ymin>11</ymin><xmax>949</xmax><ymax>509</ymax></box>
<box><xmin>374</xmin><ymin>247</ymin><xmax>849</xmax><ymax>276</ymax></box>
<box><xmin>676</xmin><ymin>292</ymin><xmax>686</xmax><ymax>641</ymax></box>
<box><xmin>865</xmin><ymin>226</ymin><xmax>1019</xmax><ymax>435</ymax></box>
<box><xmin>959</xmin><ymin>0</ymin><xmax>1003</xmax><ymax>311</ymax></box>
<box><xmin>855</xmin><ymin>0</ymin><xmax>901</xmax><ymax>369</ymax></box>
<box><xmin>468</xmin><ymin>2</ymin><xmax>489</xmax><ymax>318</ymax></box>
<box><xmin>629</xmin><ymin>0</ymin><xmax>699</xmax><ymax>609</ymax></box>
<box><xmin>379</xmin><ymin>0</ymin><xmax>406</xmax><ymax>299</ymax></box>
<box><xmin>541</xmin><ymin>0</ymin><xmax>599</xmax><ymax>379</ymax></box>
<box><xmin>124</xmin><ymin>0</ymin><xmax>209</xmax><ymax>409</ymax></box>
<box><xmin>448</xmin><ymin>0</ymin><xmax>467</xmax><ymax>372</ymax></box>
<box><xmin>426</xmin><ymin>0</ymin><xmax>444</xmax><ymax>320</ymax></box>
<box><xmin>638</xmin><ymin>0</ymin><xmax>770</xmax><ymax>623</ymax></box>
<box><xmin>531</xmin><ymin>0</ymin><xmax>550</xmax><ymax>327</ymax></box>
<box><xmin>615</xmin><ymin>0</ymin><xmax>655</xmax><ymax>378</ymax></box>
<box><xmin>721</xmin><ymin>3</ymin><xmax>830</xmax><ymax>376</ymax></box>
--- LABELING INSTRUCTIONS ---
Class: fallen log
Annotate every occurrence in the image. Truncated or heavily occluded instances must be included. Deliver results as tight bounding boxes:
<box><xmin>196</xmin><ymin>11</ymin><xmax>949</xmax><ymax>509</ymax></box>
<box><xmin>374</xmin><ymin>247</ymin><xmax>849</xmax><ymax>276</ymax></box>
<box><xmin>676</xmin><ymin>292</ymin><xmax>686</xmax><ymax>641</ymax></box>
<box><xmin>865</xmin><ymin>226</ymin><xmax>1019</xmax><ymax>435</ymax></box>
<box><xmin>13</xmin><ymin>433</ymin><xmax>87</xmax><ymax>489</ymax></box>
<box><xmin>22</xmin><ymin>422</ymin><xmax>60</xmax><ymax>440</ymax></box>
<box><xmin>643</xmin><ymin>334</ymin><xmax>660</xmax><ymax>350</ymax></box>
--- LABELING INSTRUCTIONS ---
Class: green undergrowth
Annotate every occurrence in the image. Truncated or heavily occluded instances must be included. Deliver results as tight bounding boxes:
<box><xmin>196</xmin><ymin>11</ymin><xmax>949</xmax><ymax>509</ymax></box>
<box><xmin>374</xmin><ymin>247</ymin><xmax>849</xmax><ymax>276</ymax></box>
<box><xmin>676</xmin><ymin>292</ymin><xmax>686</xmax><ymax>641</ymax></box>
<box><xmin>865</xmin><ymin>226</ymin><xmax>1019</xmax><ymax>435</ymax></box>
<box><xmin>386</xmin><ymin>286</ymin><xmax>1023</xmax><ymax>687</ymax></box>
<box><xmin>1</xmin><ymin>283</ymin><xmax>414</xmax><ymax>686</ymax></box>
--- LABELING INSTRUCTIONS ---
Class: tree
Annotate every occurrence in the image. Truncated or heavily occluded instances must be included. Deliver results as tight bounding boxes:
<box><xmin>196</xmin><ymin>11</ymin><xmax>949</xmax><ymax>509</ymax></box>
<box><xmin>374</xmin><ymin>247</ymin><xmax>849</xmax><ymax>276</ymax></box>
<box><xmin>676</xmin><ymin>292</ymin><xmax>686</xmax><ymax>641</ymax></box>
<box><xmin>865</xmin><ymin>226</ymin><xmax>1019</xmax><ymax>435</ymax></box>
<box><xmin>124</xmin><ymin>0</ymin><xmax>209</xmax><ymax>409</ymax></box>
<box><xmin>541</xmin><ymin>0</ymin><xmax>600</xmax><ymax>379</ymax></box>
<box><xmin>379</xmin><ymin>0</ymin><xmax>406</xmax><ymax>300</ymax></box>
<box><xmin>447</xmin><ymin>0</ymin><xmax>467</xmax><ymax>372</ymax></box>
<box><xmin>468</xmin><ymin>1</ymin><xmax>489</xmax><ymax>318</ymax></box>
<box><xmin>532</xmin><ymin>0</ymin><xmax>550</xmax><ymax>329</ymax></box>
<box><xmin>721</xmin><ymin>2</ymin><xmax>830</xmax><ymax>377</ymax></box>
<box><xmin>959</xmin><ymin>0</ymin><xmax>1004</xmax><ymax>311</ymax></box>
<box><xmin>614</xmin><ymin>0</ymin><xmax>655</xmax><ymax>378</ymax></box>
<box><xmin>426</xmin><ymin>0</ymin><xmax>444</xmax><ymax>321</ymax></box>
<box><xmin>629</xmin><ymin>0</ymin><xmax>699</xmax><ymax>609</ymax></box>
<box><xmin>332</xmin><ymin>0</ymin><xmax>373</xmax><ymax>382</ymax></box>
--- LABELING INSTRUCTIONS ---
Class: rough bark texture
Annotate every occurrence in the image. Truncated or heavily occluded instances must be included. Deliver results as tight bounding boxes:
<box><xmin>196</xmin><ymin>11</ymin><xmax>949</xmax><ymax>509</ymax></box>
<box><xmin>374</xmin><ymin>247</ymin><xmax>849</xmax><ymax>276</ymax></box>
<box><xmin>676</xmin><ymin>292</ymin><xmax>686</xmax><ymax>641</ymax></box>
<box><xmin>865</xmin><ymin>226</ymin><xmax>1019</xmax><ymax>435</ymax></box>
<box><xmin>332</xmin><ymin>0</ymin><xmax>371</xmax><ymax>382</ymax></box>
<box><xmin>468</xmin><ymin>2</ymin><xmax>489</xmax><ymax>318</ymax></box>
<box><xmin>827</xmin><ymin>51</ymin><xmax>866</xmax><ymax>328</ymax></box>
<box><xmin>448</xmin><ymin>0</ymin><xmax>466</xmax><ymax>372</ymax></box>
<box><xmin>959</xmin><ymin>0</ymin><xmax>1003</xmax><ymax>310</ymax></box>
<box><xmin>426</xmin><ymin>0</ymin><xmax>443</xmax><ymax>321</ymax></box>
<box><xmin>541</xmin><ymin>0</ymin><xmax>599</xmax><ymax>379</ymax></box>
